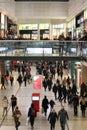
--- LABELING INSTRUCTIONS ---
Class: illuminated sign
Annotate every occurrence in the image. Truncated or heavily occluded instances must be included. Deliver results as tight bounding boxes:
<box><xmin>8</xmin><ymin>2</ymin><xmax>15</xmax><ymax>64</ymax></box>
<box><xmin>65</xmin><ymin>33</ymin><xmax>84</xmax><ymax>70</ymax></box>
<box><xmin>26</xmin><ymin>48</ymin><xmax>52</xmax><ymax>54</ymax></box>
<box><xmin>33</xmin><ymin>75</ymin><xmax>42</xmax><ymax>89</ymax></box>
<box><xmin>19</xmin><ymin>24</ymin><xmax>38</xmax><ymax>30</ymax></box>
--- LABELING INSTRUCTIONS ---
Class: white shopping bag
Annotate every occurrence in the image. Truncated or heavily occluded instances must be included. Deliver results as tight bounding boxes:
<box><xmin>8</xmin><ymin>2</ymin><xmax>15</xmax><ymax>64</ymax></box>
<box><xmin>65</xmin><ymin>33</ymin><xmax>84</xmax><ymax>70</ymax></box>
<box><xmin>26</xmin><ymin>117</ymin><xmax>29</xmax><ymax>126</ymax></box>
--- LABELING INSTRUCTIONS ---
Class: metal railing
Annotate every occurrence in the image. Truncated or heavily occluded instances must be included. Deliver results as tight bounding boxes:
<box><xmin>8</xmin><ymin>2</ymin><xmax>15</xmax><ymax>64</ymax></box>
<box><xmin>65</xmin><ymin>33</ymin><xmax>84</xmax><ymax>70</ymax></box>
<box><xmin>0</xmin><ymin>40</ymin><xmax>87</xmax><ymax>58</ymax></box>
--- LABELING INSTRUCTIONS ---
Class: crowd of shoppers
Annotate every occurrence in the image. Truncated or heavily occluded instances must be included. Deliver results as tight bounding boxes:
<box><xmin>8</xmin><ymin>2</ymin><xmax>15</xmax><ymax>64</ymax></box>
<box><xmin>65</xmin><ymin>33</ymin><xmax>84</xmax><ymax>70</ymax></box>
<box><xmin>0</xmin><ymin>60</ymin><xmax>87</xmax><ymax>130</ymax></box>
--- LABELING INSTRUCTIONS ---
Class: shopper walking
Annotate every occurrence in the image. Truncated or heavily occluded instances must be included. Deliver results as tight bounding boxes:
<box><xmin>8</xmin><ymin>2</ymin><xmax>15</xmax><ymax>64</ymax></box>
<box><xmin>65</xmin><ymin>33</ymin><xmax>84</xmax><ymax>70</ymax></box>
<box><xmin>1</xmin><ymin>75</ymin><xmax>6</xmax><ymax>89</ymax></box>
<box><xmin>13</xmin><ymin>106</ymin><xmax>22</xmax><ymax>130</ymax></box>
<box><xmin>11</xmin><ymin>95</ymin><xmax>17</xmax><ymax>116</ymax></box>
<box><xmin>23</xmin><ymin>73</ymin><xmax>27</xmax><ymax>87</ymax></box>
<box><xmin>80</xmin><ymin>97</ymin><xmax>86</xmax><ymax>117</ymax></box>
<box><xmin>10</xmin><ymin>74</ymin><xmax>14</xmax><ymax>86</ymax></box>
<box><xmin>52</xmin><ymin>83</ymin><xmax>58</xmax><ymax>100</ymax></box>
<box><xmin>48</xmin><ymin>108</ymin><xmax>57</xmax><ymax>130</ymax></box>
<box><xmin>72</xmin><ymin>93</ymin><xmax>79</xmax><ymax>116</ymax></box>
<box><xmin>2</xmin><ymin>96</ymin><xmax>9</xmax><ymax>116</ymax></box>
<box><xmin>27</xmin><ymin>103</ymin><xmax>37</xmax><ymax>130</ymax></box>
<box><xmin>42</xmin><ymin>95</ymin><xmax>49</xmax><ymax>117</ymax></box>
<box><xmin>17</xmin><ymin>74</ymin><xmax>22</xmax><ymax>87</ymax></box>
<box><xmin>58</xmin><ymin>105</ymin><xmax>69</xmax><ymax>130</ymax></box>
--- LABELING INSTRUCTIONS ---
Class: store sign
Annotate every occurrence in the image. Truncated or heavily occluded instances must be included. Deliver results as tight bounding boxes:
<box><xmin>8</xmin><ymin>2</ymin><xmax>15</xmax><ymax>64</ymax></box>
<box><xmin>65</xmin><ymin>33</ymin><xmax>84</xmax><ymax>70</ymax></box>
<box><xmin>19</xmin><ymin>24</ymin><xmax>38</xmax><ymax>30</ymax></box>
<box><xmin>76</xmin><ymin>11</ymin><xmax>84</xmax><ymax>28</ymax></box>
<box><xmin>33</xmin><ymin>75</ymin><xmax>42</xmax><ymax>89</ymax></box>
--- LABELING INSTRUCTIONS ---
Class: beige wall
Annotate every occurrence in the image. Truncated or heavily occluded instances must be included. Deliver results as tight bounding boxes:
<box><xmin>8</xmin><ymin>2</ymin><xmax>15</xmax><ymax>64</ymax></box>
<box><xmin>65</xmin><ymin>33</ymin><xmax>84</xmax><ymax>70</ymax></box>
<box><xmin>0</xmin><ymin>0</ymin><xmax>15</xmax><ymax>20</ymax></box>
<box><xmin>1</xmin><ymin>0</ymin><xmax>87</xmax><ymax>24</ymax></box>
<box><xmin>15</xmin><ymin>2</ymin><xmax>68</xmax><ymax>24</ymax></box>
<box><xmin>68</xmin><ymin>0</ymin><xmax>87</xmax><ymax>21</ymax></box>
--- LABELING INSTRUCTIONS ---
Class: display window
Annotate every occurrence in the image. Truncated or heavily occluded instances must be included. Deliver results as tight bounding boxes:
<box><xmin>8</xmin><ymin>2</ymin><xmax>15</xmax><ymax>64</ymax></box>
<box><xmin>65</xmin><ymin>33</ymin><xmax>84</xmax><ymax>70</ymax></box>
<box><xmin>39</xmin><ymin>24</ymin><xmax>50</xmax><ymax>29</ymax></box>
<box><xmin>19</xmin><ymin>24</ymin><xmax>38</xmax><ymax>30</ymax></box>
<box><xmin>52</xmin><ymin>24</ymin><xmax>65</xmax><ymax>39</ymax></box>
<box><xmin>23</xmin><ymin>34</ymin><xmax>30</xmax><ymax>39</ymax></box>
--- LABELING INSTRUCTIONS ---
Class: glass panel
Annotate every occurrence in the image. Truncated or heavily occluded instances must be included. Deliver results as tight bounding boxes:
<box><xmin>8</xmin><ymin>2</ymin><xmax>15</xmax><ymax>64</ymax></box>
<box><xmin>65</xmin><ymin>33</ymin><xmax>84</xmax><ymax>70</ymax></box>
<box><xmin>0</xmin><ymin>40</ymin><xmax>86</xmax><ymax>57</ymax></box>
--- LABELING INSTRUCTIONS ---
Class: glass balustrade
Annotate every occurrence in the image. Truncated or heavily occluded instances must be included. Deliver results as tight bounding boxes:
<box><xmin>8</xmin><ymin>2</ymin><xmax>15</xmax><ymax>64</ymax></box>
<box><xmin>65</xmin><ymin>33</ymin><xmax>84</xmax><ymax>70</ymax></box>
<box><xmin>0</xmin><ymin>40</ymin><xmax>87</xmax><ymax>58</ymax></box>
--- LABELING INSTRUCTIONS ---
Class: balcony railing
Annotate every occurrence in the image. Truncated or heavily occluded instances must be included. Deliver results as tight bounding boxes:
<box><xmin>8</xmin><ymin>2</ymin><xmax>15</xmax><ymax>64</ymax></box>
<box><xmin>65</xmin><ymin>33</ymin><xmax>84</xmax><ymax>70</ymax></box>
<box><xmin>0</xmin><ymin>40</ymin><xmax>87</xmax><ymax>58</ymax></box>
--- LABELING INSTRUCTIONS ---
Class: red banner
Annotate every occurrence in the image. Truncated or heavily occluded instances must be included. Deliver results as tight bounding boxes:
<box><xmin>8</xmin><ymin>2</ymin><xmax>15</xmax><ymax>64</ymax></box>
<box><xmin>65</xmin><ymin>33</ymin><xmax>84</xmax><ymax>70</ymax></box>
<box><xmin>33</xmin><ymin>75</ymin><xmax>42</xmax><ymax>89</ymax></box>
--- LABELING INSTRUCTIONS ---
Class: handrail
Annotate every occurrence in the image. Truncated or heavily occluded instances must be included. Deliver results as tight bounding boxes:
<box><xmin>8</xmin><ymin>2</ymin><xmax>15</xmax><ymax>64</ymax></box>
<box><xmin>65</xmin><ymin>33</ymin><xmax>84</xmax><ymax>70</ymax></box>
<box><xmin>0</xmin><ymin>40</ymin><xmax>86</xmax><ymax>58</ymax></box>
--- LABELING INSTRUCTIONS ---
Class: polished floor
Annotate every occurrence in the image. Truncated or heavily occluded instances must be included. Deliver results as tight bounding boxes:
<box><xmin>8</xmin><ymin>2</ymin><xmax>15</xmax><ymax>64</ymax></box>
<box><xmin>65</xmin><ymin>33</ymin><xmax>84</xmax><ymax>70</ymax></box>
<box><xmin>0</xmin><ymin>66</ymin><xmax>87</xmax><ymax>130</ymax></box>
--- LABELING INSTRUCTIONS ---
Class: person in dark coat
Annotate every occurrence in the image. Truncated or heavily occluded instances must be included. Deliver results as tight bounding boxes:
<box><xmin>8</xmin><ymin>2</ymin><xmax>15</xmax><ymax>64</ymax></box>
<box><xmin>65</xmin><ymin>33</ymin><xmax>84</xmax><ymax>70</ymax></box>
<box><xmin>57</xmin><ymin>83</ymin><xmax>62</xmax><ymax>101</ymax></box>
<box><xmin>80</xmin><ymin>82</ymin><xmax>87</xmax><ymax>97</ymax></box>
<box><xmin>52</xmin><ymin>83</ymin><xmax>58</xmax><ymax>100</ymax></box>
<box><xmin>42</xmin><ymin>95</ymin><xmax>49</xmax><ymax>116</ymax></box>
<box><xmin>48</xmin><ymin>108</ymin><xmax>58</xmax><ymax>130</ymax></box>
<box><xmin>10</xmin><ymin>75</ymin><xmax>14</xmax><ymax>86</ymax></box>
<box><xmin>72</xmin><ymin>93</ymin><xmax>79</xmax><ymax>116</ymax></box>
<box><xmin>72</xmin><ymin>83</ymin><xmax>77</xmax><ymax>95</ymax></box>
<box><xmin>11</xmin><ymin>95</ymin><xmax>17</xmax><ymax>115</ymax></box>
<box><xmin>17</xmin><ymin>74</ymin><xmax>22</xmax><ymax>87</ymax></box>
<box><xmin>1</xmin><ymin>75</ymin><xmax>6</xmax><ymax>89</ymax></box>
<box><xmin>49</xmin><ymin>100</ymin><xmax>55</xmax><ymax>110</ymax></box>
<box><xmin>47</xmin><ymin>78</ymin><xmax>53</xmax><ymax>91</ymax></box>
<box><xmin>61</xmin><ymin>85</ymin><xmax>67</xmax><ymax>103</ymax></box>
<box><xmin>27</xmin><ymin>103</ymin><xmax>37</xmax><ymax>129</ymax></box>
<box><xmin>80</xmin><ymin>97</ymin><xmax>86</xmax><ymax>117</ymax></box>
<box><xmin>43</xmin><ymin>78</ymin><xmax>48</xmax><ymax>91</ymax></box>
<box><xmin>23</xmin><ymin>74</ymin><xmax>27</xmax><ymax>87</ymax></box>
<box><xmin>58</xmin><ymin>105</ymin><xmax>69</xmax><ymax>130</ymax></box>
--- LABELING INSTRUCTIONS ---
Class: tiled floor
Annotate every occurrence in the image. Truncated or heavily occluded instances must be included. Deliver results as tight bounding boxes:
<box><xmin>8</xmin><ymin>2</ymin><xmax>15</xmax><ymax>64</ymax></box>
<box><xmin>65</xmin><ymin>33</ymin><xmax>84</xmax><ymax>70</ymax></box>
<box><xmin>0</xmin><ymin>66</ymin><xmax>87</xmax><ymax>130</ymax></box>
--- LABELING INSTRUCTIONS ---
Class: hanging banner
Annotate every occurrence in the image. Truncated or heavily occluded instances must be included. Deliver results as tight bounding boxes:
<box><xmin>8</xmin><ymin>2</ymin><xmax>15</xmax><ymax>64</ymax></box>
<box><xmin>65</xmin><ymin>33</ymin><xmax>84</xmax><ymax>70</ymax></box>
<box><xmin>33</xmin><ymin>75</ymin><xmax>42</xmax><ymax>89</ymax></box>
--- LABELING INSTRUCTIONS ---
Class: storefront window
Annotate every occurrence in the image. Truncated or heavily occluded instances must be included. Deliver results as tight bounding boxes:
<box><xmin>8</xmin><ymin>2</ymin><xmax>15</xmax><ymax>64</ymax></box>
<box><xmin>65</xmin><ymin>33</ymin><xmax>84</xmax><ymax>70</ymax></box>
<box><xmin>53</xmin><ymin>24</ymin><xmax>64</xmax><ymax>29</ymax></box>
<box><xmin>39</xmin><ymin>24</ymin><xmax>50</xmax><ymax>29</ymax></box>
<box><xmin>52</xmin><ymin>24</ymin><xmax>65</xmax><ymax>39</ymax></box>
<box><xmin>19</xmin><ymin>24</ymin><xmax>38</xmax><ymax>30</ymax></box>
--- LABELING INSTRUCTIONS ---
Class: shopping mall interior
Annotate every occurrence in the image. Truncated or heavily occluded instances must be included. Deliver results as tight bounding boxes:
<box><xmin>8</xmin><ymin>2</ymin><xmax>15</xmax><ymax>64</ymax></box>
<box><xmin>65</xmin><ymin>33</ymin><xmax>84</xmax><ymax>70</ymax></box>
<box><xmin>0</xmin><ymin>0</ymin><xmax>87</xmax><ymax>130</ymax></box>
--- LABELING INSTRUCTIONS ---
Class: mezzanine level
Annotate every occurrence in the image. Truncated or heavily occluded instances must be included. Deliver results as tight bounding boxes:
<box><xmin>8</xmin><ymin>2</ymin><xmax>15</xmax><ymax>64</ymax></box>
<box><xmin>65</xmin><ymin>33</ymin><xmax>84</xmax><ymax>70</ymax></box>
<box><xmin>0</xmin><ymin>40</ymin><xmax>86</xmax><ymax>61</ymax></box>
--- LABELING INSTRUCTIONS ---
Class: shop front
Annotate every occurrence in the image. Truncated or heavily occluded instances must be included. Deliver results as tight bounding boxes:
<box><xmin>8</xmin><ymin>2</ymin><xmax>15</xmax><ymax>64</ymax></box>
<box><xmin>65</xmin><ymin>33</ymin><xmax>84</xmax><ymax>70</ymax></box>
<box><xmin>67</xmin><ymin>18</ymin><xmax>75</xmax><ymax>39</ymax></box>
<box><xmin>52</xmin><ymin>24</ymin><xmax>65</xmax><ymax>40</ymax></box>
<box><xmin>39</xmin><ymin>23</ymin><xmax>50</xmax><ymax>40</ymax></box>
<box><xmin>19</xmin><ymin>24</ymin><xmax>38</xmax><ymax>40</ymax></box>
<box><xmin>75</xmin><ymin>11</ymin><xmax>84</xmax><ymax>38</ymax></box>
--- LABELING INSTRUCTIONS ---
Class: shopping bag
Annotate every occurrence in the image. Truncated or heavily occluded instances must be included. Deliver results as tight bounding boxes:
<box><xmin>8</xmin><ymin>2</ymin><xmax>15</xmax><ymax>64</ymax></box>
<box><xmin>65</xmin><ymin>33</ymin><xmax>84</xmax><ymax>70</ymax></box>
<box><xmin>26</xmin><ymin>117</ymin><xmax>29</xmax><ymax>126</ymax></box>
<box><xmin>41</xmin><ymin>108</ymin><xmax>44</xmax><ymax>113</ymax></box>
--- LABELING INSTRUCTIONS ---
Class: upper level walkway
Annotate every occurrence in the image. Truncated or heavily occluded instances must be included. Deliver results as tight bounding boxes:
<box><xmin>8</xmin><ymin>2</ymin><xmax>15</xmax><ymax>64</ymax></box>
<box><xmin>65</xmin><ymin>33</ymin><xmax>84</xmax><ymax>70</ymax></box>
<box><xmin>0</xmin><ymin>40</ymin><xmax>87</xmax><ymax>61</ymax></box>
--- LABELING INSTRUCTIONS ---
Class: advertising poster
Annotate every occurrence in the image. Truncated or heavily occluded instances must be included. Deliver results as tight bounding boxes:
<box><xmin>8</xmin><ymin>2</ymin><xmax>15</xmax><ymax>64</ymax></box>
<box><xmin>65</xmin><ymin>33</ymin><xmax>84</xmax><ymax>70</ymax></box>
<box><xmin>33</xmin><ymin>75</ymin><xmax>42</xmax><ymax>89</ymax></box>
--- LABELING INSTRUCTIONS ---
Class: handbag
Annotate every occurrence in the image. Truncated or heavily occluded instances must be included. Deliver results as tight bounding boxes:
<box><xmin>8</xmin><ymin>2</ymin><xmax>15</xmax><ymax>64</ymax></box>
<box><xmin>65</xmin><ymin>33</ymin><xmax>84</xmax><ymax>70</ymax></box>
<box><xmin>41</xmin><ymin>108</ymin><xmax>44</xmax><ymax>113</ymax></box>
<box><xmin>26</xmin><ymin>117</ymin><xmax>29</xmax><ymax>126</ymax></box>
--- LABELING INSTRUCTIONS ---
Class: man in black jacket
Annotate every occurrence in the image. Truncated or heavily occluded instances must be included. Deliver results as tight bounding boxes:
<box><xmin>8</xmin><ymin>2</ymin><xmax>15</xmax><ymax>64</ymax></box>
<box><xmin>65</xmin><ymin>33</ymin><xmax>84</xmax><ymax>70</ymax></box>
<box><xmin>58</xmin><ymin>105</ymin><xmax>69</xmax><ymax>130</ymax></box>
<box><xmin>42</xmin><ymin>95</ymin><xmax>49</xmax><ymax>116</ymax></box>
